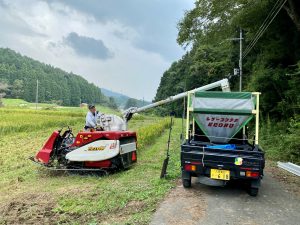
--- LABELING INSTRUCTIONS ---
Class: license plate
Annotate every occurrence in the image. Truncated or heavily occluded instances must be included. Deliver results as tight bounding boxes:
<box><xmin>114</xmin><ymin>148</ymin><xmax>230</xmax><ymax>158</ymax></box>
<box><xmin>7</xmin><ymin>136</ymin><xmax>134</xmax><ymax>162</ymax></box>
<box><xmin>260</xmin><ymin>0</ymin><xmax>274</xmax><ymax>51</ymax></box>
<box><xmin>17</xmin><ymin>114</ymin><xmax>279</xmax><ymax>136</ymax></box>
<box><xmin>210</xmin><ymin>169</ymin><xmax>230</xmax><ymax>180</ymax></box>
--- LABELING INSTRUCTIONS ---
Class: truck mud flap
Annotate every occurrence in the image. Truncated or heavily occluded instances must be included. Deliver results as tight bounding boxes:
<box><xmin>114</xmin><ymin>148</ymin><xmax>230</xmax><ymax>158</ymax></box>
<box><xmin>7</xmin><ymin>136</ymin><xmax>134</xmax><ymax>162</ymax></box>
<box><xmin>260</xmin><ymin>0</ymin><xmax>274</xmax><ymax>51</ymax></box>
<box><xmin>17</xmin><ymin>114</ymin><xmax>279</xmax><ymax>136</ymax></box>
<box><xmin>250</xmin><ymin>179</ymin><xmax>261</xmax><ymax>188</ymax></box>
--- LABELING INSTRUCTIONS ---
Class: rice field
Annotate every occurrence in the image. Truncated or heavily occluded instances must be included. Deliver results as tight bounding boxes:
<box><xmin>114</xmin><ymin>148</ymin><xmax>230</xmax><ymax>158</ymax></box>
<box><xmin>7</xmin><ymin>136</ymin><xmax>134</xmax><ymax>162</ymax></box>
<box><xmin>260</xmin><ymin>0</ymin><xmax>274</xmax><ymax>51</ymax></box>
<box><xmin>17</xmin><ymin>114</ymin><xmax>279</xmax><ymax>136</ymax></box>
<box><xmin>0</xmin><ymin>103</ymin><xmax>181</xmax><ymax>224</ymax></box>
<box><xmin>0</xmin><ymin>99</ymin><xmax>121</xmax><ymax>135</ymax></box>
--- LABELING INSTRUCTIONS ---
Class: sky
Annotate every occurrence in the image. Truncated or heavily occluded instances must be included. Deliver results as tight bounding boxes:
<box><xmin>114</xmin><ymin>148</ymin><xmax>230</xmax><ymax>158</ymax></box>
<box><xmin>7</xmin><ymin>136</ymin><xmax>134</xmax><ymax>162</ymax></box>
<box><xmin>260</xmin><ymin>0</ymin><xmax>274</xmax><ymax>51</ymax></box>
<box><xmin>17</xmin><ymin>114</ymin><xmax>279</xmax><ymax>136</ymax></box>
<box><xmin>0</xmin><ymin>0</ymin><xmax>194</xmax><ymax>101</ymax></box>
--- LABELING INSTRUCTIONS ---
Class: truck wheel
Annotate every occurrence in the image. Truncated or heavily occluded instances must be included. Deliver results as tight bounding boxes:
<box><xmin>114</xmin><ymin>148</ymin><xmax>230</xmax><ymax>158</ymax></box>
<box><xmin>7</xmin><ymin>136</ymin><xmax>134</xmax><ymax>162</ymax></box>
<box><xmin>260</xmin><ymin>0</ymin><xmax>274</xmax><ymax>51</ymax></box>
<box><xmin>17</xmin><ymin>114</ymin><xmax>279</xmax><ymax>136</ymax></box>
<box><xmin>182</xmin><ymin>171</ymin><xmax>191</xmax><ymax>188</ymax></box>
<box><xmin>183</xmin><ymin>179</ymin><xmax>191</xmax><ymax>188</ymax></box>
<box><xmin>248</xmin><ymin>179</ymin><xmax>260</xmax><ymax>196</ymax></box>
<box><xmin>249</xmin><ymin>187</ymin><xmax>259</xmax><ymax>197</ymax></box>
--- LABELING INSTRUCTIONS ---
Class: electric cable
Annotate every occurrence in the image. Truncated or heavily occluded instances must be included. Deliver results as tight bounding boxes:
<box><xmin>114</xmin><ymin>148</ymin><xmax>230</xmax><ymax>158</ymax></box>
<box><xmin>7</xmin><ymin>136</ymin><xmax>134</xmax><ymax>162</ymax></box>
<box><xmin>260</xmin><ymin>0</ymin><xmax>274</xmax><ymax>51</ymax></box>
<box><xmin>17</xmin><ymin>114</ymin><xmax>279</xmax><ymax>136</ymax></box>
<box><xmin>243</xmin><ymin>0</ymin><xmax>283</xmax><ymax>56</ymax></box>
<box><xmin>243</xmin><ymin>0</ymin><xmax>287</xmax><ymax>58</ymax></box>
<box><xmin>243</xmin><ymin>0</ymin><xmax>282</xmax><ymax>55</ymax></box>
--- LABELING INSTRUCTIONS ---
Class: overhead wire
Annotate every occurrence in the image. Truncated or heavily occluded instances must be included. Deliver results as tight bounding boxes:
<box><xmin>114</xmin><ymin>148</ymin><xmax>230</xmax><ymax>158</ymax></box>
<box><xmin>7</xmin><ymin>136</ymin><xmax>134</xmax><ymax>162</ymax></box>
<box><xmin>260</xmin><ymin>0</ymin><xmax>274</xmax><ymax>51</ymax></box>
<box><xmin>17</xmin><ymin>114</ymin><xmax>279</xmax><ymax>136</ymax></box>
<box><xmin>243</xmin><ymin>0</ymin><xmax>287</xmax><ymax>58</ymax></box>
<box><xmin>243</xmin><ymin>0</ymin><xmax>282</xmax><ymax>55</ymax></box>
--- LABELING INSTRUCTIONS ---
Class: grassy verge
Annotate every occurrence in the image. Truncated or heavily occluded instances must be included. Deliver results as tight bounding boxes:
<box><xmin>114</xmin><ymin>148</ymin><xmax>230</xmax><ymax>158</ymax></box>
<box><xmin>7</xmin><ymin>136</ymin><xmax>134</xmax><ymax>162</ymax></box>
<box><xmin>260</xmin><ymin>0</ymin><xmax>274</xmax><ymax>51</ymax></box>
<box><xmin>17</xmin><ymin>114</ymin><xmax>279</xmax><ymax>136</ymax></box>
<box><xmin>260</xmin><ymin>115</ymin><xmax>300</xmax><ymax>164</ymax></box>
<box><xmin>1</xmin><ymin>98</ymin><xmax>30</xmax><ymax>106</ymax></box>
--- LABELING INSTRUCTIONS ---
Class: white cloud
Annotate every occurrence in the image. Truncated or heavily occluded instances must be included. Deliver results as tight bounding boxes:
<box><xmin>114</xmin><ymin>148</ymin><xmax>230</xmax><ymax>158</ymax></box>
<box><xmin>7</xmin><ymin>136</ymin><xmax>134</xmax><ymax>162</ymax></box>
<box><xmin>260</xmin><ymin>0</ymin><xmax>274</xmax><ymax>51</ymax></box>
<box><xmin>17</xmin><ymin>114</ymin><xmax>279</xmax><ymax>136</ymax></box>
<box><xmin>0</xmin><ymin>0</ymin><xmax>193</xmax><ymax>100</ymax></box>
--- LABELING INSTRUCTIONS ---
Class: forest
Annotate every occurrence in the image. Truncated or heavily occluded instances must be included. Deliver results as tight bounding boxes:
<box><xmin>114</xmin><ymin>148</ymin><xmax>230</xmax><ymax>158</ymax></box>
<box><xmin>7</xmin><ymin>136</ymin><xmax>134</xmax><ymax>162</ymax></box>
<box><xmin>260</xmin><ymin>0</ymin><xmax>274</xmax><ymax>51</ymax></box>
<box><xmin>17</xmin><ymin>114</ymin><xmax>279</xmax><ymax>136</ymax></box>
<box><xmin>155</xmin><ymin>0</ymin><xmax>300</xmax><ymax>162</ymax></box>
<box><xmin>0</xmin><ymin>48</ymin><xmax>117</xmax><ymax>108</ymax></box>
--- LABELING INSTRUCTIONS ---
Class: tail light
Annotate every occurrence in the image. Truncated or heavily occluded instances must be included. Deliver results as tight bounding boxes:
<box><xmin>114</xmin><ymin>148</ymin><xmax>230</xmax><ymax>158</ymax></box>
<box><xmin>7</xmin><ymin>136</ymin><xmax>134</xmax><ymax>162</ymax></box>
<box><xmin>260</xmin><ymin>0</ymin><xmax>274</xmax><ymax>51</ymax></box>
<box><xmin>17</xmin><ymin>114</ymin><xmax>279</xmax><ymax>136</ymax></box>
<box><xmin>131</xmin><ymin>151</ymin><xmax>137</xmax><ymax>161</ymax></box>
<box><xmin>246</xmin><ymin>171</ymin><xmax>260</xmax><ymax>178</ymax></box>
<box><xmin>184</xmin><ymin>164</ymin><xmax>196</xmax><ymax>171</ymax></box>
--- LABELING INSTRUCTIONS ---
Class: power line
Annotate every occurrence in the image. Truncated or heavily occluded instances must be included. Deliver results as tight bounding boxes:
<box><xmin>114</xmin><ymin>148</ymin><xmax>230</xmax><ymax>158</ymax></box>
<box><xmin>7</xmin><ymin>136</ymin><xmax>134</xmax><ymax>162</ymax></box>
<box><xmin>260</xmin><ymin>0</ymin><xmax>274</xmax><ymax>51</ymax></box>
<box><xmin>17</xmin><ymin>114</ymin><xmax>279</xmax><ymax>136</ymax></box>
<box><xmin>243</xmin><ymin>0</ymin><xmax>284</xmax><ymax>57</ymax></box>
<box><xmin>243</xmin><ymin>0</ymin><xmax>286</xmax><ymax>57</ymax></box>
<box><xmin>243</xmin><ymin>0</ymin><xmax>287</xmax><ymax>58</ymax></box>
<box><xmin>243</xmin><ymin>0</ymin><xmax>282</xmax><ymax>55</ymax></box>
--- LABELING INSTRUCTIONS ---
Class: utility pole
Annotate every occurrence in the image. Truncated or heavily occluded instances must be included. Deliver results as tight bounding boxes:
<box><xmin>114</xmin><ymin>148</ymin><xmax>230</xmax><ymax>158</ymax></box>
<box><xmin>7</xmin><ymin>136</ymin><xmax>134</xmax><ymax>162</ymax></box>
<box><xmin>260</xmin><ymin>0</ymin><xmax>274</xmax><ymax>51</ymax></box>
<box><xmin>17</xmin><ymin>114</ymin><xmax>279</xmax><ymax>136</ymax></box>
<box><xmin>35</xmin><ymin>79</ymin><xmax>39</xmax><ymax>110</ymax></box>
<box><xmin>227</xmin><ymin>28</ymin><xmax>244</xmax><ymax>138</ymax></box>
<box><xmin>226</xmin><ymin>28</ymin><xmax>243</xmax><ymax>91</ymax></box>
<box><xmin>238</xmin><ymin>28</ymin><xmax>245</xmax><ymax>140</ymax></box>
<box><xmin>239</xmin><ymin>28</ymin><xmax>243</xmax><ymax>92</ymax></box>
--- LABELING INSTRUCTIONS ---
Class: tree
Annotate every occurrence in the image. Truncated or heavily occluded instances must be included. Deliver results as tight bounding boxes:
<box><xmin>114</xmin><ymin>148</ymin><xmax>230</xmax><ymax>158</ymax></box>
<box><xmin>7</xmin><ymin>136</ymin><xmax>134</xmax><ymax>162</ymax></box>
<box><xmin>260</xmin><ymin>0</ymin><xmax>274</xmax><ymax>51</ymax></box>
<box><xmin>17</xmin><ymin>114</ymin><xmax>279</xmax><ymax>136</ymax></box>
<box><xmin>124</xmin><ymin>98</ymin><xmax>138</xmax><ymax>109</ymax></box>
<box><xmin>0</xmin><ymin>48</ymin><xmax>115</xmax><ymax>108</ymax></box>
<box><xmin>11</xmin><ymin>79</ymin><xmax>24</xmax><ymax>98</ymax></box>
<box><xmin>0</xmin><ymin>82</ymin><xmax>9</xmax><ymax>107</ymax></box>
<box><xmin>108</xmin><ymin>97</ymin><xmax>118</xmax><ymax>109</ymax></box>
<box><xmin>283</xmin><ymin>0</ymin><xmax>300</xmax><ymax>31</ymax></box>
<box><xmin>156</xmin><ymin>0</ymin><xmax>300</xmax><ymax>120</ymax></box>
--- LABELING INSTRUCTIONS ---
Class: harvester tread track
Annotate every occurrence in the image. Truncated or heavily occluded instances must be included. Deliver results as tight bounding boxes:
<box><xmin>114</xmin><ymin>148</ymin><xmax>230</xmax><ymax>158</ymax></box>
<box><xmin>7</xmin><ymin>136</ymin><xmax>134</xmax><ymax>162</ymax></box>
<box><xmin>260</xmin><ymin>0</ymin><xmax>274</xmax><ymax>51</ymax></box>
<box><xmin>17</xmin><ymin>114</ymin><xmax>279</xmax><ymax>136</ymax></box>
<box><xmin>29</xmin><ymin>157</ymin><xmax>108</xmax><ymax>173</ymax></box>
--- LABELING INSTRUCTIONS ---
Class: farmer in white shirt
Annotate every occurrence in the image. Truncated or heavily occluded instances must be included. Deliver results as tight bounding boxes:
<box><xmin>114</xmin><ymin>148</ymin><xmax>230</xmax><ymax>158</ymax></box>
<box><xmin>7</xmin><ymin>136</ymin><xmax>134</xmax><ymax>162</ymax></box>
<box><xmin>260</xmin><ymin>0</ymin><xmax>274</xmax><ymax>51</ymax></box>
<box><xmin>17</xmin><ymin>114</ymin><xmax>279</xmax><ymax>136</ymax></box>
<box><xmin>85</xmin><ymin>104</ymin><xmax>100</xmax><ymax>130</ymax></box>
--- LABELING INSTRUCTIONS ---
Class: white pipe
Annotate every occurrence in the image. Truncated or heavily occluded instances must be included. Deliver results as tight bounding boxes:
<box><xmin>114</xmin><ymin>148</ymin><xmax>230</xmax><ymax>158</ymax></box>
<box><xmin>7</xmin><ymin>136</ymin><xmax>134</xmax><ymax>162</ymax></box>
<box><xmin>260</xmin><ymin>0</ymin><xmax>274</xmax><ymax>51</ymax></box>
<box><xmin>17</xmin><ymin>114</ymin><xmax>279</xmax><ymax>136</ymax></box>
<box><xmin>133</xmin><ymin>79</ymin><xmax>230</xmax><ymax>113</ymax></box>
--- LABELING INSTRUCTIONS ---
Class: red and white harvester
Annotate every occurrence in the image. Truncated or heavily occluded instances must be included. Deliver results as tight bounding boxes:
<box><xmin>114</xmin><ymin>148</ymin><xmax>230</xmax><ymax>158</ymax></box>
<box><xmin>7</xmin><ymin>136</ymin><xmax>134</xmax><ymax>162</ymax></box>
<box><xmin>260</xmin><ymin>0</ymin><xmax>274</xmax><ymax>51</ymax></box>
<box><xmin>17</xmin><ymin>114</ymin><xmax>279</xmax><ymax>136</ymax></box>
<box><xmin>31</xmin><ymin>79</ymin><xmax>230</xmax><ymax>173</ymax></box>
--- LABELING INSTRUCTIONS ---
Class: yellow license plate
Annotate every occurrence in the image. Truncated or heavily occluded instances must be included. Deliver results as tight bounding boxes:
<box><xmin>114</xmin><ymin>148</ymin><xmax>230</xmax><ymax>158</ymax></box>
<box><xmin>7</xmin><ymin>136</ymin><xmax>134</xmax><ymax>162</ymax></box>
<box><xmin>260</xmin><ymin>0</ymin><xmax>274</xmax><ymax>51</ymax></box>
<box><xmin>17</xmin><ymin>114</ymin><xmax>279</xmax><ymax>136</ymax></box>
<box><xmin>210</xmin><ymin>169</ymin><xmax>230</xmax><ymax>180</ymax></box>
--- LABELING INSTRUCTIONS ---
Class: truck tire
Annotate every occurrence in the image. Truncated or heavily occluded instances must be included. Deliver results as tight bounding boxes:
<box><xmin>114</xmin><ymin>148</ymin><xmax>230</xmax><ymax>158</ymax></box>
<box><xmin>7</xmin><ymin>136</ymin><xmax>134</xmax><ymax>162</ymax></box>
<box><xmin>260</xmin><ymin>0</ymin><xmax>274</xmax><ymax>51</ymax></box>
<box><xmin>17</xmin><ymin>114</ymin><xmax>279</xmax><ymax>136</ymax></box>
<box><xmin>183</xmin><ymin>179</ymin><xmax>191</xmax><ymax>188</ymax></box>
<box><xmin>182</xmin><ymin>171</ymin><xmax>191</xmax><ymax>188</ymax></box>
<box><xmin>249</xmin><ymin>187</ymin><xmax>259</xmax><ymax>197</ymax></box>
<box><xmin>248</xmin><ymin>179</ymin><xmax>260</xmax><ymax>196</ymax></box>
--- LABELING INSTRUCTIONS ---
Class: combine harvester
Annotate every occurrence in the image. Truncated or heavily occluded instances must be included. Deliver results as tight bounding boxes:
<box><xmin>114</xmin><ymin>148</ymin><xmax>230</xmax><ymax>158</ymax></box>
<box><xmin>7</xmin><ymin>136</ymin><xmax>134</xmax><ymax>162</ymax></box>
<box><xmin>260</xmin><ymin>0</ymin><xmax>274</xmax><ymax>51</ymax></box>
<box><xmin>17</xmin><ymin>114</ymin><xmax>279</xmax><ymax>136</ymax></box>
<box><xmin>32</xmin><ymin>78</ymin><xmax>265</xmax><ymax>195</ymax></box>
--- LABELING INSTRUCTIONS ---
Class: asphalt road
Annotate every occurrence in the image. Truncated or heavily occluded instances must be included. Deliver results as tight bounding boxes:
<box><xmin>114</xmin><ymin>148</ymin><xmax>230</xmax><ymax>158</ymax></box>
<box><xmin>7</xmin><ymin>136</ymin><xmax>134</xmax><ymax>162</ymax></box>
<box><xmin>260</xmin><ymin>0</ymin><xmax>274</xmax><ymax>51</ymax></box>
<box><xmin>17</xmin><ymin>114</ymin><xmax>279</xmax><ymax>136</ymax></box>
<box><xmin>151</xmin><ymin>171</ymin><xmax>300</xmax><ymax>225</ymax></box>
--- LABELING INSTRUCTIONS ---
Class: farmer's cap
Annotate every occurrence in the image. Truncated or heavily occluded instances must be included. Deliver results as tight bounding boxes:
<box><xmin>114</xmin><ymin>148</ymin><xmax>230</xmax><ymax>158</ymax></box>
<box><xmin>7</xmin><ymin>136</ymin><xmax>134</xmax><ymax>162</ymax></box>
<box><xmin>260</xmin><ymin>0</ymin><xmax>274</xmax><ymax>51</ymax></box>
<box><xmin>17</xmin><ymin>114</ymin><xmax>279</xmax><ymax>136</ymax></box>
<box><xmin>88</xmin><ymin>104</ymin><xmax>95</xmax><ymax>109</ymax></box>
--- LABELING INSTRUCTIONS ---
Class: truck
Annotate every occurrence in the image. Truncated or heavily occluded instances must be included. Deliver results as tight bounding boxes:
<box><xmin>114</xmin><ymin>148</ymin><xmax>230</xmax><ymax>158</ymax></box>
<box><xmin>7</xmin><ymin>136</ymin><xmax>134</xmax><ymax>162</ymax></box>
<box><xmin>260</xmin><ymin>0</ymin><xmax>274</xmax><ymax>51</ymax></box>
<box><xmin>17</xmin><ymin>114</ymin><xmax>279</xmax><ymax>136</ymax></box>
<box><xmin>181</xmin><ymin>91</ymin><xmax>265</xmax><ymax>196</ymax></box>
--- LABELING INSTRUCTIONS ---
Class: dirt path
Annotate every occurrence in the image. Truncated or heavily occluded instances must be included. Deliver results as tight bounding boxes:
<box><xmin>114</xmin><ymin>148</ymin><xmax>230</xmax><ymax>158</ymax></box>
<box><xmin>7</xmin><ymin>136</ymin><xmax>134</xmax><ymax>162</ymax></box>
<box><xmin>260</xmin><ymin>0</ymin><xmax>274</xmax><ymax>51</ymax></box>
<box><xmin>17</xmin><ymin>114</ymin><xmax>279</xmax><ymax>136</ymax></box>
<box><xmin>151</xmin><ymin>167</ymin><xmax>300</xmax><ymax>225</ymax></box>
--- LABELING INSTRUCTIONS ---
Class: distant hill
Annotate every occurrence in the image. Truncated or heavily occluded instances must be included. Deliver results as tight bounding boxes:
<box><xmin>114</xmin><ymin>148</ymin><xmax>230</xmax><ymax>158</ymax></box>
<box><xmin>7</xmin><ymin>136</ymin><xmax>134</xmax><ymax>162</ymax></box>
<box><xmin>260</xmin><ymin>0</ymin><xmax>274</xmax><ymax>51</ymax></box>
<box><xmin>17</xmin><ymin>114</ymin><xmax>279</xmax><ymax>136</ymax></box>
<box><xmin>0</xmin><ymin>48</ymin><xmax>116</xmax><ymax>108</ymax></box>
<box><xmin>101</xmin><ymin>88</ymin><xmax>150</xmax><ymax>109</ymax></box>
<box><xmin>101</xmin><ymin>88</ymin><xmax>129</xmax><ymax>101</ymax></box>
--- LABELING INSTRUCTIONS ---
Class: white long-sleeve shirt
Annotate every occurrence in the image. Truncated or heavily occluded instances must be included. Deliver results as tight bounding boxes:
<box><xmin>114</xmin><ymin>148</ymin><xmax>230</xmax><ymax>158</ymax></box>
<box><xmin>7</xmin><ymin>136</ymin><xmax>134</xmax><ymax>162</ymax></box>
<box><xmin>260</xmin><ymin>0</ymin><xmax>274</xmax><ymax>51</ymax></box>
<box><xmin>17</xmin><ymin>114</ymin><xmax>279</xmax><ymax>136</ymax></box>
<box><xmin>85</xmin><ymin>111</ymin><xmax>100</xmax><ymax>128</ymax></box>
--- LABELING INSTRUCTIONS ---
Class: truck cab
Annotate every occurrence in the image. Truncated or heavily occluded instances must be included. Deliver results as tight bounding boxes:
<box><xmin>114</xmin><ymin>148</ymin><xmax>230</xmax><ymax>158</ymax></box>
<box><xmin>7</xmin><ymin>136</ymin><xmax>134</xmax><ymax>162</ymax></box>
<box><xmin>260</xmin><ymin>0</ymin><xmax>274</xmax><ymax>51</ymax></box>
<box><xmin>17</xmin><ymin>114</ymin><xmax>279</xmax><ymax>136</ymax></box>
<box><xmin>181</xmin><ymin>91</ymin><xmax>265</xmax><ymax>196</ymax></box>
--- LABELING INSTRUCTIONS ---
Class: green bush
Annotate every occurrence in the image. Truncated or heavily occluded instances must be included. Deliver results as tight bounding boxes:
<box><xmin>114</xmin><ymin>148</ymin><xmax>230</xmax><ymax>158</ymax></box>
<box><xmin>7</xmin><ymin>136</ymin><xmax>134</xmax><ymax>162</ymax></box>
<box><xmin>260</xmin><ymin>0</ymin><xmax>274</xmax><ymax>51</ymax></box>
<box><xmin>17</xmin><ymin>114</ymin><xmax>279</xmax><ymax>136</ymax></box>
<box><xmin>260</xmin><ymin>115</ymin><xmax>300</xmax><ymax>164</ymax></box>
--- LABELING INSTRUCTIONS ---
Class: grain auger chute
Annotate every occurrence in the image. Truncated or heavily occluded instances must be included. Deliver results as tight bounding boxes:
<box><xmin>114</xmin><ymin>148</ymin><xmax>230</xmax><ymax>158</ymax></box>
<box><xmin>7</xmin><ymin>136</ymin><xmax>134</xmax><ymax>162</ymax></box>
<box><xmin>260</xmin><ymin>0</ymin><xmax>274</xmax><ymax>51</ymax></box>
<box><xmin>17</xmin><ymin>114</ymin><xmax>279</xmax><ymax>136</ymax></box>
<box><xmin>123</xmin><ymin>79</ymin><xmax>230</xmax><ymax>122</ymax></box>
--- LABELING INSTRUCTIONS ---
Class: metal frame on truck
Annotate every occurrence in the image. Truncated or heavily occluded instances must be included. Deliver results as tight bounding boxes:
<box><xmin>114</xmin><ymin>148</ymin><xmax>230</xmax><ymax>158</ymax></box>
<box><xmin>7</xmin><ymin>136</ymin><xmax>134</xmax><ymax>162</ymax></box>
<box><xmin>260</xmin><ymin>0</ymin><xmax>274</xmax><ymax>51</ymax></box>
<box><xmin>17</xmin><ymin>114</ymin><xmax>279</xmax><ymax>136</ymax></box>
<box><xmin>185</xmin><ymin>92</ymin><xmax>260</xmax><ymax>144</ymax></box>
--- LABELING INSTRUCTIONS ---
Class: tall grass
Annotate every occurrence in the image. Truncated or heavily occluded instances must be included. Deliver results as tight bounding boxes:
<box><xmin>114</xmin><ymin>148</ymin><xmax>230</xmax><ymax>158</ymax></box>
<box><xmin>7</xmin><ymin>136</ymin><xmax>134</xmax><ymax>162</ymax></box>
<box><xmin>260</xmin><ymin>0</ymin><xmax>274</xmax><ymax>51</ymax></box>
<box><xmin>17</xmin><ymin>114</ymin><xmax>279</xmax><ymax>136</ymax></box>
<box><xmin>260</xmin><ymin>115</ymin><xmax>300</xmax><ymax>164</ymax></box>
<box><xmin>0</xmin><ymin>108</ymin><xmax>85</xmax><ymax>117</ymax></box>
<box><xmin>0</xmin><ymin>110</ymin><xmax>84</xmax><ymax>135</ymax></box>
<box><xmin>0</xmin><ymin>105</ymin><xmax>120</xmax><ymax>135</ymax></box>
<box><xmin>137</xmin><ymin>117</ymin><xmax>171</xmax><ymax>149</ymax></box>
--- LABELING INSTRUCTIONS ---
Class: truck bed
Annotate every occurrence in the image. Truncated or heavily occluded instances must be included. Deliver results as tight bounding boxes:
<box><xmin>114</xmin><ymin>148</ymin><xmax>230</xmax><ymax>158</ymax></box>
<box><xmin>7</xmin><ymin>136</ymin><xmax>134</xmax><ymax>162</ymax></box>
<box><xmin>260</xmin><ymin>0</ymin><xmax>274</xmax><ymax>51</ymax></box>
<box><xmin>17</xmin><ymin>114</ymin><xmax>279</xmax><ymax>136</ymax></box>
<box><xmin>181</xmin><ymin>141</ymin><xmax>265</xmax><ymax>180</ymax></box>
